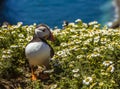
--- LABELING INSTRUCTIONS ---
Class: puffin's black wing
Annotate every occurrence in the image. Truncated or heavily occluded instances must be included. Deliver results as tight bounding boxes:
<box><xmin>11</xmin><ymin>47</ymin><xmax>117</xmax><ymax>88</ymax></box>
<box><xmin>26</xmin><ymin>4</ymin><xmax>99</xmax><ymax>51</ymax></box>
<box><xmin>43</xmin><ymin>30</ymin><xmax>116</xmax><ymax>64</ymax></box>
<box><xmin>41</xmin><ymin>38</ymin><xmax>54</xmax><ymax>58</ymax></box>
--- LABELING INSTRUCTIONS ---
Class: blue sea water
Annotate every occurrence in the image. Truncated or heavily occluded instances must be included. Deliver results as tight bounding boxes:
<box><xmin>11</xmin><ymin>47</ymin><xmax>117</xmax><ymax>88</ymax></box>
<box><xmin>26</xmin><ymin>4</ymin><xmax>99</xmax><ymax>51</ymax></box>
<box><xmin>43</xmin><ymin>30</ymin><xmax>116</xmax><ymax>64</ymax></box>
<box><xmin>0</xmin><ymin>0</ymin><xmax>114</xmax><ymax>28</ymax></box>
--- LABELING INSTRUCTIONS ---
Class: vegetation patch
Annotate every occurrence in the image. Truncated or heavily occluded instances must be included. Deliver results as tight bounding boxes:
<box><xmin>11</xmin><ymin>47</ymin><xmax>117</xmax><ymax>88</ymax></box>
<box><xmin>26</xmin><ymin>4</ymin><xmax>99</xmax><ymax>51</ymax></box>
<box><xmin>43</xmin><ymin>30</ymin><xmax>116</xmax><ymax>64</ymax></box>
<box><xmin>0</xmin><ymin>20</ymin><xmax>120</xmax><ymax>89</ymax></box>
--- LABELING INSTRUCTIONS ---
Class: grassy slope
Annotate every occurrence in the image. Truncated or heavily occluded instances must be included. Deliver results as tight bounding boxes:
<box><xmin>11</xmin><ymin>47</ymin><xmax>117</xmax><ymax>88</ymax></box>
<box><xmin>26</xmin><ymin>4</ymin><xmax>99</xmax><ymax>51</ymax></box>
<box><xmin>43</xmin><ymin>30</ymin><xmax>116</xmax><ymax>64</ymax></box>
<box><xmin>0</xmin><ymin>21</ymin><xmax>120</xmax><ymax>89</ymax></box>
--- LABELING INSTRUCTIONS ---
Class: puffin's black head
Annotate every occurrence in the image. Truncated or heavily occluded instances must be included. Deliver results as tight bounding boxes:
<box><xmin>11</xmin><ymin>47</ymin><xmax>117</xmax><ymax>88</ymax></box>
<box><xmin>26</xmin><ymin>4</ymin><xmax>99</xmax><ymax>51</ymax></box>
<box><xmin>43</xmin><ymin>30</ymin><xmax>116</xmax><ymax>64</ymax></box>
<box><xmin>34</xmin><ymin>24</ymin><xmax>54</xmax><ymax>41</ymax></box>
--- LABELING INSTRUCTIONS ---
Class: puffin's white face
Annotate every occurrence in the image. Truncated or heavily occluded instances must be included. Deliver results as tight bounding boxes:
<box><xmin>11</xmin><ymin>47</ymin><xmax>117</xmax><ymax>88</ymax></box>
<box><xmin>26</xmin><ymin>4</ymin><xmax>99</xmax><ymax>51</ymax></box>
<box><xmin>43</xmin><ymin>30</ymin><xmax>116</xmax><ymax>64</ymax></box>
<box><xmin>34</xmin><ymin>24</ymin><xmax>54</xmax><ymax>41</ymax></box>
<box><xmin>35</xmin><ymin>25</ymin><xmax>50</xmax><ymax>39</ymax></box>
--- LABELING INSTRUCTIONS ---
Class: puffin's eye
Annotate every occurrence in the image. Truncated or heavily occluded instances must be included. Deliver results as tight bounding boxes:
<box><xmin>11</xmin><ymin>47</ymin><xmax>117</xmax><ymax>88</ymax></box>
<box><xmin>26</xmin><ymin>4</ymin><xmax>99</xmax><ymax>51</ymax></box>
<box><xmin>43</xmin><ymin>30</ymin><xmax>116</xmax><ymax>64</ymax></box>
<box><xmin>42</xmin><ymin>29</ymin><xmax>46</xmax><ymax>32</ymax></box>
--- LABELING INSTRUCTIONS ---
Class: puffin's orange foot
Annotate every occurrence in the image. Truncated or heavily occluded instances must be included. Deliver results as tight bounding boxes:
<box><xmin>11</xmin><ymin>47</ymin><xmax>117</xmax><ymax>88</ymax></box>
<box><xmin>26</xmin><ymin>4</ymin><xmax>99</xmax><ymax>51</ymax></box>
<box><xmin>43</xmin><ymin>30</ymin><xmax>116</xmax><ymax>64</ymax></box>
<box><xmin>32</xmin><ymin>74</ymin><xmax>37</xmax><ymax>81</ymax></box>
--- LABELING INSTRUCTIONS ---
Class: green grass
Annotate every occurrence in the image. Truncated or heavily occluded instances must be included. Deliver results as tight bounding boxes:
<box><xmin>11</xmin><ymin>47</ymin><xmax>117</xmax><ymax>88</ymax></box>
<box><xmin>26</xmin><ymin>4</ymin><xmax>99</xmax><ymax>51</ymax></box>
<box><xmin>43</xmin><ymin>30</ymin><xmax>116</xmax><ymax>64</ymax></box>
<box><xmin>0</xmin><ymin>20</ymin><xmax>120</xmax><ymax>89</ymax></box>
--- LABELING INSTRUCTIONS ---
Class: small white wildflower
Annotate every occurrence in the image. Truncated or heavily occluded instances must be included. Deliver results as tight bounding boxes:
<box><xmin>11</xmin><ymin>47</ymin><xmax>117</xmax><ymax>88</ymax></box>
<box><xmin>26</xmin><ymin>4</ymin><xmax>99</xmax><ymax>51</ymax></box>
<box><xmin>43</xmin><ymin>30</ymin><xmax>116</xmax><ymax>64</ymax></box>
<box><xmin>73</xmin><ymin>74</ymin><xmax>80</xmax><ymax>78</ymax></box>
<box><xmin>101</xmin><ymin>30</ymin><xmax>108</xmax><ymax>35</ymax></box>
<box><xmin>99</xmin><ymin>82</ymin><xmax>104</xmax><ymax>86</ymax></box>
<box><xmin>18</xmin><ymin>34</ymin><xmax>25</xmax><ymax>38</ymax></box>
<box><xmin>93</xmin><ymin>47</ymin><xmax>100</xmax><ymax>52</ymax></box>
<box><xmin>2</xmin><ymin>50</ymin><xmax>7</xmax><ymax>54</ymax></box>
<box><xmin>76</xmin><ymin>55</ymin><xmax>85</xmax><ymax>59</ymax></box>
<box><xmin>26</xmin><ymin>36</ymin><xmax>33</xmax><ymax>41</ymax></box>
<box><xmin>72</xmin><ymin>69</ymin><xmax>79</xmax><ymax>73</ymax></box>
<box><xmin>101</xmin><ymin>41</ymin><xmax>106</xmax><ymax>44</ymax></box>
<box><xmin>33</xmin><ymin>23</ymin><xmax>37</xmax><ymax>26</ymax></box>
<box><xmin>2</xmin><ymin>28</ymin><xmax>8</xmax><ymax>30</ymax></box>
<box><xmin>107</xmin><ymin>22</ymin><xmax>113</xmax><ymax>27</ymax></box>
<box><xmin>101</xmin><ymin>72</ymin><xmax>109</xmax><ymax>76</ymax></box>
<box><xmin>13</xmin><ymin>22</ymin><xmax>23</xmax><ymax>28</ymax></box>
<box><xmin>93</xmin><ymin>25</ymin><xmax>99</xmax><ymax>29</ymax></box>
<box><xmin>89</xmin><ymin>21</ymin><xmax>98</xmax><ymax>25</ymax></box>
<box><xmin>87</xmin><ymin>38</ymin><xmax>92</xmax><ymax>42</ymax></box>
<box><xmin>2</xmin><ymin>55</ymin><xmax>8</xmax><ymax>59</ymax></box>
<box><xmin>7</xmin><ymin>50</ymin><xmax>13</xmax><ymax>54</ymax></box>
<box><xmin>70</xmin><ymin>29</ymin><xmax>76</xmax><ymax>32</ymax></box>
<box><xmin>83</xmin><ymin>77</ymin><xmax>93</xmax><ymax>85</ymax></box>
<box><xmin>71</xmin><ymin>46</ymin><xmax>79</xmax><ymax>51</ymax></box>
<box><xmin>2</xmin><ymin>50</ymin><xmax>11</xmax><ymax>55</ymax></box>
<box><xmin>2</xmin><ymin>24</ymin><xmax>8</xmax><ymax>28</ymax></box>
<box><xmin>57</xmin><ymin>50</ymin><xmax>68</xmax><ymax>57</ymax></box>
<box><xmin>91</xmin><ymin>53</ymin><xmax>101</xmax><ymax>57</ymax></box>
<box><xmin>68</xmin><ymin>41</ymin><xmax>74</xmax><ymax>46</ymax></box>
<box><xmin>7</xmin><ymin>55</ymin><xmax>12</xmax><ymax>58</ymax></box>
<box><xmin>19</xmin><ymin>39</ymin><xmax>24</xmax><ymax>42</ymax></box>
<box><xmin>53</xmin><ymin>29</ymin><xmax>60</xmax><ymax>35</ymax></box>
<box><xmin>83</xmin><ymin>41</ymin><xmax>89</xmax><ymax>45</ymax></box>
<box><xmin>57</xmin><ymin>49</ymin><xmax>71</xmax><ymax>57</ymax></box>
<box><xmin>11</xmin><ymin>31</ymin><xmax>16</xmax><ymax>34</ymax></box>
<box><xmin>50</xmin><ymin>84</ymin><xmax>57</xmax><ymax>89</ymax></box>
<box><xmin>82</xmin><ymin>23</ymin><xmax>88</xmax><ymax>28</ymax></box>
<box><xmin>62</xmin><ymin>21</ymin><xmax>68</xmax><ymax>27</ymax></box>
<box><xmin>103</xmin><ymin>61</ymin><xmax>113</xmax><ymax>67</ymax></box>
<box><xmin>71</xmin><ymin>35</ymin><xmax>78</xmax><ymax>38</ymax></box>
<box><xmin>54</xmin><ymin>26</ymin><xmax>58</xmax><ymax>29</ymax></box>
<box><xmin>75</xmin><ymin>41</ymin><xmax>81</xmax><ymax>44</ymax></box>
<box><xmin>69</xmin><ymin>22</ymin><xmax>75</xmax><ymax>26</ymax></box>
<box><xmin>26</xmin><ymin>27</ymin><xmax>33</xmax><ymax>32</ymax></box>
<box><xmin>107</xmin><ymin>65</ymin><xmax>115</xmax><ymax>73</ymax></box>
<box><xmin>10</xmin><ymin>45</ymin><xmax>19</xmax><ymax>48</ymax></box>
<box><xmin>94</xmin><ymin>30</ymin><xmax>101</xmax><ymax>34</ymax></box>
<box><xmin>94</xmin><ymin>36</ymin><xmax>100</xmax><ymax>43</ymax></box>
<box><xmin>107</xmin><ymin>44</ymin><xmax>114</xmax><ymax>51</ymax></box>
<box><xmin>2</xmin><ymin>55</ymin><xmax>11</xmax><ymax>59</ymax></box>
<box><xmin>68</xmin><ymin>23</ymin><xmax>78</xmax><ymax>27</ymax></box>
<box><xmin>81</xmin><ymin>47</ymin><xmax>87</xmax><ymax>50</ymax></box>
<box><xmin>75</xmin><ymin>19</ymin><xmax>82</xmax><ymax>23</ymax></box>
<box><xmin>83</xmin><ymin>34</ymin><xmax>89</xmax><ymax>37</ymax></box>
<box><xmin>17</xmin><ymin>22</ymin><xmax>23</xmax><ymax>27</ymax></box>
<box><xmin>0</xmin><ymin>36</ymin><xmax>5</xmax><ymax>39</ymax></box>
<box><xmin>57</xmin><ymin>51</ymin><xmax>64</xmax><ymax>56</ymax></box>
<box><xmin>60</xmin><ymin>42</ymin><xmax>68</xmax><ymax>47</ymax></box>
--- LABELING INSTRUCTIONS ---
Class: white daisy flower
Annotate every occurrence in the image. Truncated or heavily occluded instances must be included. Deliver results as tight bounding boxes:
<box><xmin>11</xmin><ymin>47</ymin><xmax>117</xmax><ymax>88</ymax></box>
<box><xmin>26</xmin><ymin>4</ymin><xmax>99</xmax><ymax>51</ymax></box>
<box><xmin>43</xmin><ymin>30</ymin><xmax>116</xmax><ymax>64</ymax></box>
<box><xmin>68</xmin><ymin>23</ymin><xmax>78</xmax><ymax>27</ymax></box>
<box><xmin>11</xmin><ymin>31</ymin><xmax>16</xmax><ymax>34</ymax></box>
<box><xmin>2</xmin><ymin>55</ymin><xmax>11</xmax><ymax>59</ymax></box>
<box><xmin>17</xmin><ymin>22</ymin><xmax>23</xmax><ymax>27</ymax></box>
<box><xmin>26</xmin><ymin>27</ymin><xmax>33</xmax><ymax>32</ymax></box>
<box><xmin>0</xmin><ymin>36</ymin><xmax>5</xmax><ymax>39</ymax></box>
<box><xmin>2</xmin><ymin>50</ymin><xmax>7</xmax><ymax>54</ymax></box>
<box><xmin>103</xmin><ymin>61</ymin><xmax>113</xmax><ymax>67</ymax></box>
<box><xmin>75</xmin><ymin>19</ymin><xmax>82</xmax><ymax>23</ymax></box>
<box><xmin>19</xmin><ymin>39</ymin><xmax>24</xmax><ymax>42</ymax></box>
<box><xmin>57</xmin><ymin>51</ymin><xmax>65</xmax><ymax>56</ymax></box>
<box><xmin>60</xmin><ymin>42</ymin><xmax>68</xmax><ymax>47</ymax></box>
<box><xmin>7</xmin><ymin>50</ymin><xmax>13</xmax><ymax>54</ymax></box>
<box><xmin>91</xmin><ymin>53</ymin><xmax>101</xmax><ymax>57</ymax></box>
<box><xmin>72</xmin><ymin>69</ymin><xmax>79</xmax><ymax>73</ymax></box>
<box><xmin>26</xmin><ymin>36</ymin><xmax>33</xmax><ymax>41</ymax></box>
<box><xmin>107</xmin><ymin>65</ymin><xmax>115</xmax><ymax>73</ymax></box>
<box><xmin>10</xmin><ymin>45</ymin><xmax>19</xmax><ymax>48</ymax></box>
<box><xmin>73</xmin><ymin>74</ymin><xmax>80</xmax><ymax>78</ymax></box>
<box><xmin>18</xmin><ymin>34</ymin><xmax>25</xmax><ymax>38</ymax></box>
<box><xmin>2</xmin><ymin>55</ymin><xmax>8</xmax><ymax>59</ymax></box>
<box><xmin>50</xmin><ymin>84</ymin><xmax>57</xmax><ymax>89</ymax></box>
<box><xmin>82</xmin><ymin>23</ymin><xmax>88</xmax><ymax>28</ymax></box>
<box><xmin>76</xmin><ymin>55</ymin><xmax>85</xmax><ymax>59</ymax></box>
<box><xmin>83</xmin><ymin>77</ymin><xmax>93</xmax><ymax>85</ymax></box>
<box><xmin>89</xmin><ymin>21</ymin><xmax>98</xmax><ymax>25</ymax></box>
<box><xmin>99</xmin><ymin>82</ymin><xmax>104</xmax><ymax>86</ymax></box>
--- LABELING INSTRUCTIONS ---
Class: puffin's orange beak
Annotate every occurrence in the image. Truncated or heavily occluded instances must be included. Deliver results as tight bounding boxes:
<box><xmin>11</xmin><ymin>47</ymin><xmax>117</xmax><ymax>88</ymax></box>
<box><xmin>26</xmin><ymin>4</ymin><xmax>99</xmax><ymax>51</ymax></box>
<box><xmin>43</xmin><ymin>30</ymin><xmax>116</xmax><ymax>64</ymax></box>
<box><xmin>49</xmin><ymin>32</ymin><xmax>55</xmax><ymax>42</ymax></box>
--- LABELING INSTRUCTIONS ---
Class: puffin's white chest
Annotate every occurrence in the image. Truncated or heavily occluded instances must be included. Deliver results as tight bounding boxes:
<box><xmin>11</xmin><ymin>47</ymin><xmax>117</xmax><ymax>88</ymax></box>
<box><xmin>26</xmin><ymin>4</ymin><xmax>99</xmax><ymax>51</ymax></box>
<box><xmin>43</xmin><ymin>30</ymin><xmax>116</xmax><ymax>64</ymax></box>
<box><xmin>25</xmin><ymin>42</ymin><xmax>50</xmax><ymax>65</ymax></box>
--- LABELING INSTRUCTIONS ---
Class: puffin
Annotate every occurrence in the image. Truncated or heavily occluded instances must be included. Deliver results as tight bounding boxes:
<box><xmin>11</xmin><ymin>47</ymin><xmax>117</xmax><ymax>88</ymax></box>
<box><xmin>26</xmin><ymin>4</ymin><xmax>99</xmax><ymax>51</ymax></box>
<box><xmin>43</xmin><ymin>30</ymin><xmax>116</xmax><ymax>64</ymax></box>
<box><xmin>25</xmin><ymin>24</ymin><xmax>54</xmax><ymax>80</ymax></box>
